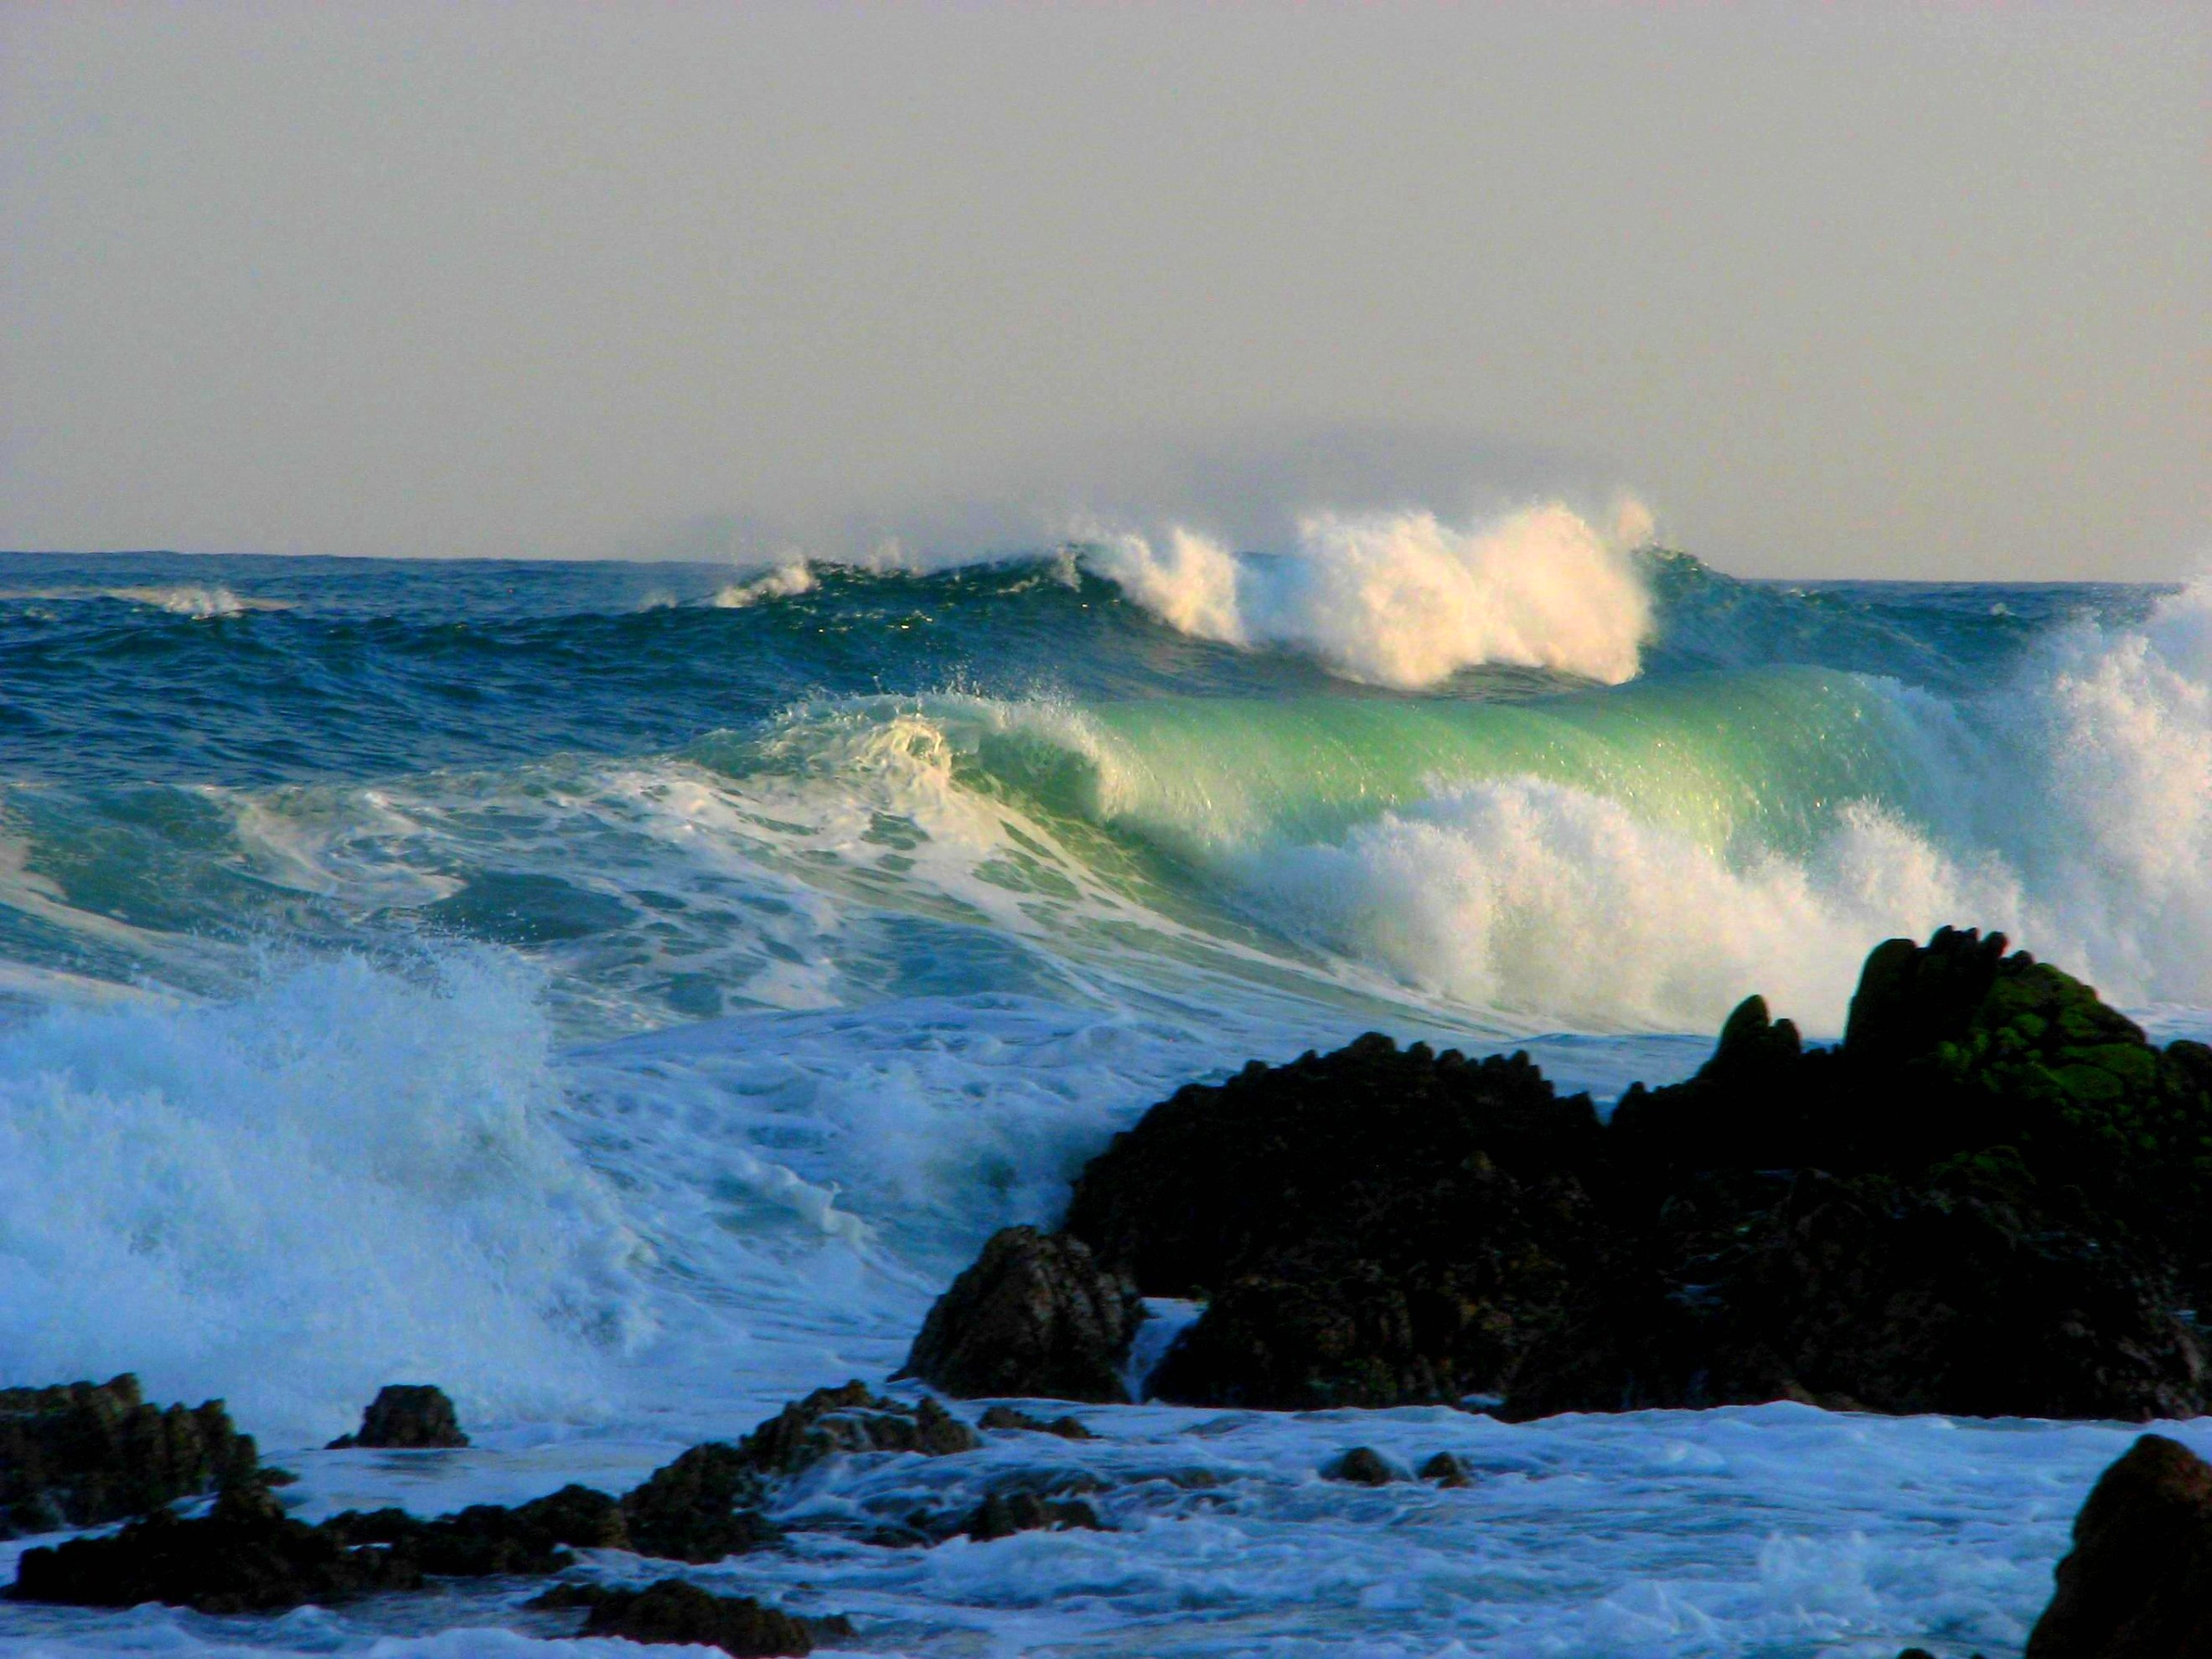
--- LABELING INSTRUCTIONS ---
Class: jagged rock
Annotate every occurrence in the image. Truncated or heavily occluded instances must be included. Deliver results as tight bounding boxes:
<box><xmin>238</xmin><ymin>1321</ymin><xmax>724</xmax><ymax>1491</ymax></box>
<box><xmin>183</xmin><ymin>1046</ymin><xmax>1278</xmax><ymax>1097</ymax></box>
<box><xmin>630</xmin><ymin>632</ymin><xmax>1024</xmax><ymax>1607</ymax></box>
<box><xmin>1322</xmin><ymin>1447</ymin><xmax>1395</xmax><ymax>1486</ymax></box>
<box><xmin>1419</xmin><ymin>1452</ymin><xmax>1470</xmax><ymax>1487</ymax></box>
<box><xmin>899</xmin><ymin>1226</ymin><xmax>1143</xmax><ymax>1403</ymax></box>
<box><xmin>328</xmin><ymin>1384</ymin><xmax>468</xmax><ymax>1450</ymax></box>
<box><xmin>531</xmin><ymin>1578</ymin><xmax>844</xmax><ymax>1656</ymax></box>
<box><xmin>2024</xmin><ymin>1433</ymin><xmax>2212</xmax><ymax>1658</ymax></box>
<box><xmin>963</xmin><ymin>1489</ymin><xmax>1104</xmax><ymax>1541</ymax></box>
<box><xmin>0</xmin><ymin>1375</ymin><xmax>261</xmax><ymax>1538</ymax></box>
<box><xmin>977</xmin><ymin>1404</ymin><xmax>1095</xmax><ymax>1439</ymax></box>
<box><xmin>621</xmin><ymin>1382</ymin><xmax>977</xmax><ymax>1563</ymax></box>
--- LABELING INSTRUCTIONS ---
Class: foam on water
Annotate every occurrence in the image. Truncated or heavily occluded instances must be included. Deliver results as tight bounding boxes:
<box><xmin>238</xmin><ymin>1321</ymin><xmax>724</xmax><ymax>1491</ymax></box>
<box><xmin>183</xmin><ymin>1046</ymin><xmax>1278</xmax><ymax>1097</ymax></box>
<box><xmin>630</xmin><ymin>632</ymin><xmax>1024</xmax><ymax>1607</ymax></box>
<box><xmin>0</xmin><ymin>954</ymin><xmax>649</xmax><ymax>1446</ymax></box>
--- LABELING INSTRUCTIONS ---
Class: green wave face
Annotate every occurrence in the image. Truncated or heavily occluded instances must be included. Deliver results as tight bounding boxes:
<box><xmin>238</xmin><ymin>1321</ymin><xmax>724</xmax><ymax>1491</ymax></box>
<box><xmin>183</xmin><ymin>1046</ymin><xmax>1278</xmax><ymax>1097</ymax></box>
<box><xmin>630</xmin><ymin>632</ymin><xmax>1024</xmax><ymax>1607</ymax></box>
<box><xmin>964</xmin><ymin>667</ymin><xmax>1946</xmax><ymax>867</ymax></box>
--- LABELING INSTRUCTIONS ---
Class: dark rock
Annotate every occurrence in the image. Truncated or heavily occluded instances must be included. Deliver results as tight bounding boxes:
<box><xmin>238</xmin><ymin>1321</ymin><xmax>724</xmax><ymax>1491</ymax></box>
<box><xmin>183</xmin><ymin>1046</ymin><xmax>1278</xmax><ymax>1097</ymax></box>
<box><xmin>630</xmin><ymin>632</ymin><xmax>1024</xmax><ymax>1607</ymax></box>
<box><xmin>8</xmin><ymin>1483</ymin><xmax>421</xmax><ymax>1613</ymax></box>
<box><xmin>328</xmin><ymin>1384</ymin><xmax>468</xmax><ymax>1450</ymax></box>
<box><xmin>899</xmin><ymin>1226</ymin><xmax>1143</xmax><ymax>1403</ymax></box>
<box><xmin>621</xmin><ymin>1382</ymin><xmax>976</xmax><ymax>1563</ymax></box>
<box><xmin>0</xmin><ymin>1374</ymin><xmax>261</xmax><ymax>1538</ymax></box>
<box><xmin>977</xmin><ymin>1404</ymin><xmax>1095</xmax><ymax>1439</ymax></box>
<box><xmin>1504</xmin><ymin>1171</ymin><xmax>2206</xmax><ymax>1420</ymax></box>
<box><xmin>963</xmin><ymin>1489</ymin><xmax>1104</xmax><ymax>1541</ymax></box>
<box><xmin>921</xmin><ymin>928</ymin><xmax>2212</xmax><ymax>1424</ymax></box>
<box><xmin>1067</xmin><ymin>1036</ymin><xmax>1604</xmax><ymax>1408</ymax></box>
<box><xmin>531</xmin><ymin>1578</ymin><xmax>834</xmax><ymax>1656</ymax></box>
<box><xmin>322</xmin><ymin>1482</ymin><xmax>626</xmax><ymax>1575</ymax></box>
<box><xmin>2025</xmin><ymin>1433</ymin><xmax>2212</xmax><ymax>1659</ymax></box>
<box><xmin>7</xmin><ymin>1478</ymin><xmax>626</xmax><ymax>1613</ymax></box>
<box><xmin>1323</xmin><ymin>1447</ymin><xmax>1395</xmax><ymax>1486</ymax></box>
<box><xmin>1419</xmin><ymin>1452</ymin><xmax>1469</xmax><ymax>1487</ymax></box>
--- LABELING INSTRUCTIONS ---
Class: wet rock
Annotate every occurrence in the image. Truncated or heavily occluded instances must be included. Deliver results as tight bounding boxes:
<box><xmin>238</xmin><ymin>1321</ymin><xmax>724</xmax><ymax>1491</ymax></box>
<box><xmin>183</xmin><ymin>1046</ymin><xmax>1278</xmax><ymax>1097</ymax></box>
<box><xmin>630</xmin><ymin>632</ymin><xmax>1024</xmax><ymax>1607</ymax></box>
<box><xmin>1419</xmin><ymin>1452</ymin><xmax>1470</xmax><ymax>1487</ymax></box>
<box><xmin>7</xmin><ymin>1479</ymin><xmax>626</xmax><ymax>1613</ymax></box>
<box><xmin>977</xmin><ymin>1404</ymin><xmax>1095</xmax><ymax>1440</ymax></box>
<box><xmin>899</xmin><ymin>1226</ymin><xmax>1144</xmax><ymax>1403</ymax></box>
<box><xmin>620</xmin><ymin>1382</ymin><xmax>976</xmax><ymax>1563</ymax></box>
<box><xmin>8</xmin><ymin>1483</ymin><xmax>421</xmax><ymax>1613</ymax></box>
<box><xmin>328</xmin><ymin>1383</ymin><xmax>468</xmax><ymax>1450</ymax></box>
<box><xmin>2024</xmin><ymin>1433</ymin><xmax>2212</xmax><ymax>1659</ymax></box>
<box><xmin>963</xmin><ymin>1489</ymin><xmax>1104</xmax><ymax>1542</ymax></box>
<box><xmin>532</xmin><ymin>1578</ymin><xmax>842</xmax><ymax>1656</ymax></box>
<box><xmin>321</xmin><ymin>1482</ymin><xmax>627</xmax><ymax>1574</ymax></box>
<box><xmin>0</xmin><ymin>1374</ymin><xmax>261</xmax><ymax>1538</ymax></box>
<box><xmin>1323</xmin><ymin>1447</ymin><xmax>1395</xmax><ymax>1486</ymax></box>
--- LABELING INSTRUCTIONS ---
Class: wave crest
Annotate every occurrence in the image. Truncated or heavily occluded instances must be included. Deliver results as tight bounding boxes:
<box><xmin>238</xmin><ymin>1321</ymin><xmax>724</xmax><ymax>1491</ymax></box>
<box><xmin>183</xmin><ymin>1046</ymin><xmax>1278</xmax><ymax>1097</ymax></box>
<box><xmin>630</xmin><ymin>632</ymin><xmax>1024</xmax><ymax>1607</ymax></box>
<box><xmin>1083</xmin><ymin>501</ymin><xmax>1653</xmax><ymax>689</ymax></box>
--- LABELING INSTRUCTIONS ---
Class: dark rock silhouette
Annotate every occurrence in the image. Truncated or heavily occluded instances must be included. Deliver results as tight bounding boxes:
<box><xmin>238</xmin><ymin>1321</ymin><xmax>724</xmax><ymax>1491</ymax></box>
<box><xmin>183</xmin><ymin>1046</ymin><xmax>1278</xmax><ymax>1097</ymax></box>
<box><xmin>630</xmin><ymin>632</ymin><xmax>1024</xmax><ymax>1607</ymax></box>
<box><xmin>0</xmin><ymin>1375</ymin><xmax>261</xmax><ymax>1538</ymax></box>
<box><xmin>909</xmin><ymin>928</ymin><xmax>2212</xmax><ymax>1421</ymax></box>
<box><xmin>2024</xmin><ymin>1433</ymin><xmax>2212</xmax><ymax>1659</ymax></box>
<box><xmin>530</xmin><ymin>1579</ymin><xmax>845</xmax><ymax>1656</ymax></box>
<box><xmin>327</xmin><ymin>1383</ymin><xmax>468</xmax><ymax>1450</ymax></box>
<box><xmin>898</xmin><ymin>1226</ymin><xmax>1143</xmax><ymax>1403</ymax></box>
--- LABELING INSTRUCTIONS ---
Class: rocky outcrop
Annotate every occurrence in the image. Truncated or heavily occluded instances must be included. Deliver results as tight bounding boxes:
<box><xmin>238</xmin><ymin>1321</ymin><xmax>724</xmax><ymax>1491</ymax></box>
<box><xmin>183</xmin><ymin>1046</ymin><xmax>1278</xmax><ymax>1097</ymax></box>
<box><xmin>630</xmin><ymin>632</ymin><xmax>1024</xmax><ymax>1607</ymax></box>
<box><xmin>898</xmin><ymin>1227</ymin><xmax>1143</xmax><ymax>1403</ymax></box>
<box><xmin>0</xmin><ymin>1374</ymin><xmax>262</xmax><ymax>1538</ymax></box>
<box><xmin>10</xmin><ymin>1377</ymin><xmax>989</xmax><ymax>1610</ymax></box>
<box><xmin>911</xmin><ymin>928</ymin><xmax>2212</xmax><ymax>1422</ymax></box>
<box><xmin>8</xmin><ymin>1479</ymin><xmax>626</xmax><ymax>1612</ymax></box>
<box><xmin>621</xmin><ymin>1380</ymin><xmax>977</xmax><ymax>1563</ymax></box>
<box><xmin>2024</xmin><ymin>1434</ymin><xmax>2212</xmax><ymax>1659</ymax></box>
<box><xmin>328</xmin><ymin>1384</ymin><xmax>468</xmax><ymax>1450</ymax></box>
<box><xmin>530</xmin><ymin>1579</ymin><xmax>845</xmax><ymax>1656</ymax></box>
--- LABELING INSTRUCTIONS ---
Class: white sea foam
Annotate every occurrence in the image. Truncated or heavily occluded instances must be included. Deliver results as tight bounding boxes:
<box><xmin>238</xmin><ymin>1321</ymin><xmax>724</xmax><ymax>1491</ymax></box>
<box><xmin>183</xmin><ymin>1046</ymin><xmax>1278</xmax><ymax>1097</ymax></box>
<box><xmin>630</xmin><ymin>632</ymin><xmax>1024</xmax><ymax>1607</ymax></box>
<box><xmin>0</xmin><ymin>953</ymin><xmax>649</xmax><ymax>1446</ymax></box>
<box><xmin>1247</xmin><ymin>778</ymin><xmax>2025</xmax><ymax>1035</ymax></box>
<box><xmin>711</xmin><ymin>561</ymin><xmax>819</xmax><ymax>607</ymax></box>
<box><xmin>1083</xmin><ymin>501</ymin><xmax>1654</xmax><ymax>689</ymax></box>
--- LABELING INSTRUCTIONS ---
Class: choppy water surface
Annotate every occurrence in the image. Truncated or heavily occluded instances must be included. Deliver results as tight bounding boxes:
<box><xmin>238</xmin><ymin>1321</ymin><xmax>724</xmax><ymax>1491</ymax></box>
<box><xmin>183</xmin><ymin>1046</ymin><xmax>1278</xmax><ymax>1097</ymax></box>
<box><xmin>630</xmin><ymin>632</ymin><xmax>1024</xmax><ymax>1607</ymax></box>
<box><xmin>0</xmin><ymin>515</ymin><xmax>2204</xmax><ymax>1656</ymax></box>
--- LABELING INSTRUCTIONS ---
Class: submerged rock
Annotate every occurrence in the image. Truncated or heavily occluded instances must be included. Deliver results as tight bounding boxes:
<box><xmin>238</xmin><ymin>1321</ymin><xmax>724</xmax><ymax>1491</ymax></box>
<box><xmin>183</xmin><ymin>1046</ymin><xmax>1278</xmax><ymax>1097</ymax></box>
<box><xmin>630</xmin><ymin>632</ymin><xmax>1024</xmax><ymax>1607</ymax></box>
<box><xmin>1419</xmin><ymin>1452</ymin><xmax>1470</xmax><ymax>1487</ymax></box>
<box><xmin>621</xmin><ymin>1381</ymin><xmax>976</xmax><ymax>1563</ymax></box>
<box><xmin>977</xmin><ymin>1404</ymin><xmax>1095</xmax><ymax>1439</ymax></box>
<box><xmin>1322</xmin><ymin>1447</ymin><xmax>1397</xmax><ymax>1486</ymax></box>
<box><xmin>2024</xmin><ymin>1433</ymin><xmax>2212</xmax><ymax>1659</ymax></box>
<box><xmin>963</xmin><ymin>1489</ymin><xmax>1103</xmax><ymax>1541</ymax></box>
<box><xmin>531</xmin><ymin>1578</ymin><xmax>844</xmax><ymax>1656</ymax></box>
<box><xmin>898</xmin><ymin>1226</ymin><xmax>1143</xmax><ymax>1403</ymax></box>
<box><xmin>0</xmin><ymin>1374</ymin><xmax>262</xmax><ymax>1538</ymax></box>
<box><xmin>327</xmin><ymin>1384</ymin><xmax>468</xmax><ymax>1450</ymax></box>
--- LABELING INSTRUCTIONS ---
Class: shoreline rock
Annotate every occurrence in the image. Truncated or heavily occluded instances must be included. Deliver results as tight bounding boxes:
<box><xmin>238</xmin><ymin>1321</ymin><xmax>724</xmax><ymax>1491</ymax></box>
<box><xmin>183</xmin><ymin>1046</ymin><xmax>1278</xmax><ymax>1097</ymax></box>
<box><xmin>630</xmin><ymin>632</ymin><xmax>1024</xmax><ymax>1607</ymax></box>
<box><xmin>897</xmin><ymin>1226</ymin><xmax>1143</xmax><ymax>1403</ymax></box>
<box><xmin>0</xmin><ymin>1375</ymin><xmax>263</xmax><ymax>1540</ymax></box>
<box><xmin>903</xmin><ymin>928</ymin><xmax>2212</xmax><ymax>1423</ymax></box>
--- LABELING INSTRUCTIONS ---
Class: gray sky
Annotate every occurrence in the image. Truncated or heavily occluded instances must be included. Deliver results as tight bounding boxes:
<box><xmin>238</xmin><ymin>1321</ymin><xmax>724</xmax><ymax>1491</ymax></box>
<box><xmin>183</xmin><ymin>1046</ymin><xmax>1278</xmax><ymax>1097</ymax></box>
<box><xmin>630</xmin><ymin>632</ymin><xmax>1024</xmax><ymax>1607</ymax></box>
<box><xmin>2</xmin><ymin>4</ymin><xmax>2204</xmax><ymax>579</ymax></box>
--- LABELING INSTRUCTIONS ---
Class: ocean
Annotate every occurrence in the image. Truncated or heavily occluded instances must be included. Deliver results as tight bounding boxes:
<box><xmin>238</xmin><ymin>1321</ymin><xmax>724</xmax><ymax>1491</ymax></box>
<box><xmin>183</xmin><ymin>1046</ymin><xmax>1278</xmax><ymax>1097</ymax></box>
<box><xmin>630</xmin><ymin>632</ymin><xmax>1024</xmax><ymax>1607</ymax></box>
<box><xmin>0</xmin><ymin>509</ymin><xmax>2206</xmax><ymax>1656</ymax></box>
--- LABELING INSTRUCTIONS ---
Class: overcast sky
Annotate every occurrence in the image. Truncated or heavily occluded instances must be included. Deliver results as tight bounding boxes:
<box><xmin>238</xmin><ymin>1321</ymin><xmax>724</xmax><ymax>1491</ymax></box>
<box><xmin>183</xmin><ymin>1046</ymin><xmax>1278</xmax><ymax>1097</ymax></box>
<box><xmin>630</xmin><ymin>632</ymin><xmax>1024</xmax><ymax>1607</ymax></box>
<box><xmin>2</xmin><ymin>4</ymin><xmax>2204</xmax><ymax>578</ymax></box>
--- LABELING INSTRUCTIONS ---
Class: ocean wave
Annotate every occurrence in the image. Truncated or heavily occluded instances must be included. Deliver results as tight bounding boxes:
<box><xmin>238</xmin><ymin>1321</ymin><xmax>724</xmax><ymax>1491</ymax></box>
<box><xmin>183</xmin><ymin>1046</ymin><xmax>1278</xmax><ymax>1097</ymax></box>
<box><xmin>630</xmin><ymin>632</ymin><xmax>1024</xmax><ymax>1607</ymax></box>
<box><xmin>1081</xmin><ymin>500</ymin><xmax>1653</xmax><ymax>689</ymax></box>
